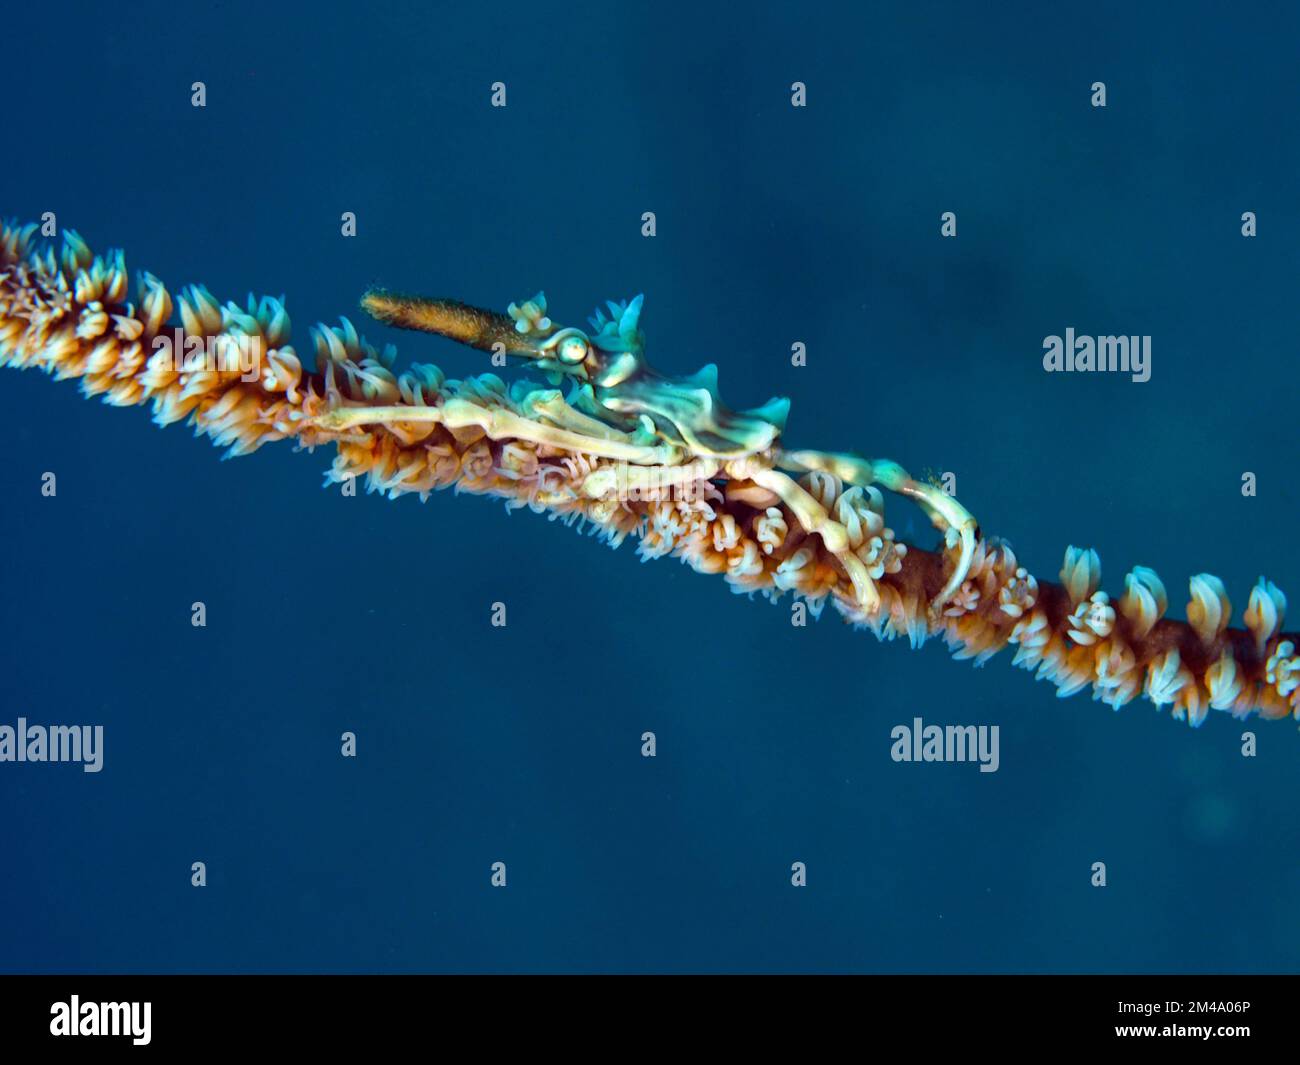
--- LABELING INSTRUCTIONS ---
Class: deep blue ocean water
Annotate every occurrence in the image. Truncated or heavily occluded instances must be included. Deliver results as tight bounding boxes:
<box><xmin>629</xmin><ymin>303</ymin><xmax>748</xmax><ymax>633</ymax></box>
<box><xmin>1</xmin><ymin>2</ymin><xmax>1297</xmax><ymax>973</ymax></box>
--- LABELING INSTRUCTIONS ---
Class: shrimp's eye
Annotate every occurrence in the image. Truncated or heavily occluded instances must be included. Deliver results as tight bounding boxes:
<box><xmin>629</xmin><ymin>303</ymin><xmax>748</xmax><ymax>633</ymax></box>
<box><xmin>557</xmin><ymin>335</ymin><xmax>588</xmax><ymax>364</ymax></box>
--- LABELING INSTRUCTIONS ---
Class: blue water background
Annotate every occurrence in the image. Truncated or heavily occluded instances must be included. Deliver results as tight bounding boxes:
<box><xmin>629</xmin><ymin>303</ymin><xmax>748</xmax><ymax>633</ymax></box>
<box><xmin>1</xmin><ymin>1</ymin><xmax>1296</xmax><ymax>972</ymax></box>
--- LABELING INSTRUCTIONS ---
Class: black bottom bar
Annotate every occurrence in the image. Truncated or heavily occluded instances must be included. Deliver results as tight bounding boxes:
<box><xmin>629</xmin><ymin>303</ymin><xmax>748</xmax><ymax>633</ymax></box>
<box><xmin>0</xmin><ymin>974</ymin><xmax>1292</xmax><ymax>1052</ymax></box>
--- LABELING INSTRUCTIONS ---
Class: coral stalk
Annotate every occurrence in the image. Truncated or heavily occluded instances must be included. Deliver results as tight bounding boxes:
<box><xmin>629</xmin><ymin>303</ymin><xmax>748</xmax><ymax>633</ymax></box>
<box><xmin>2</xmin><ymin>222</ymin><xmax>1296</xmax><ymax>730</ymax></box>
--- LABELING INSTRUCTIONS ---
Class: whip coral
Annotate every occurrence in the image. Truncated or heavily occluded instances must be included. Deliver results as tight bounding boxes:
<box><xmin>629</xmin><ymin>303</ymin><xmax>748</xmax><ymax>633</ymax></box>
<box><xmin>2</xmin><ymin>222</ymin><xmax>1296</xmax><ymax>732</ymax></box>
